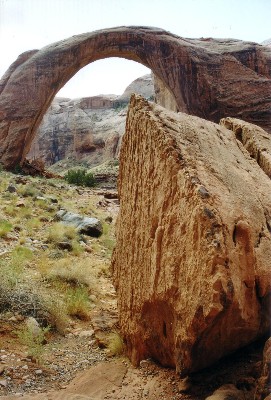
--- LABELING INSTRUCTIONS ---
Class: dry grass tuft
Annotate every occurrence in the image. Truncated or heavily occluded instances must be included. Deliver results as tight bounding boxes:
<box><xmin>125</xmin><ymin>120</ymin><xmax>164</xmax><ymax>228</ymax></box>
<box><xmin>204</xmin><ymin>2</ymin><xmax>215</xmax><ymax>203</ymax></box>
<box><xmin>47</xmin><ymin>222</ymin><xmax>78</xmax><ymax>243</ymax></box>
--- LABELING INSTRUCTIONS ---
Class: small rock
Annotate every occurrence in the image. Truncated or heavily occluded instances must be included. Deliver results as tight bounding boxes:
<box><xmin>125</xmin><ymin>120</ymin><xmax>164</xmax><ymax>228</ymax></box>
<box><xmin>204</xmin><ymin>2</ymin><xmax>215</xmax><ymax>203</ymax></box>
<box><xmin>35</xmin><ymin>369</ymin><xmax>43</xmax><ymax>375</ymax></box>
<box><xmin>84</xmin><ymin>245</ymin><xmax>92</xmax><ymax>253</ymax></box>
<box><xmin>0</xmin><ymin>379</ymin><xmax>7</xmax><ymax>387</ymax></box>
<box><xmin>105</xmin><ymin>215</ymin><xmax>113</xmax><ymax>223</ymax></box>
<box><xmin>57</xmin><ymin>241</ymin><xmax>73</xmax><ymax>251</ymax></box>
<box><xmin>78</xmin><ymin>330</ymin><xmax>95</xmax><ymax>338</ymax></box>
<box><xmin>198</xmin><ymin>185</ymin><xmax>210</xmax><ymax>198</ymax></box>
<box><xmin>140</xmin><ymin>359</ymin><xmax>154</xmax><ymax>369</ymax></box>
<box><xmin>16</xmin><ymin>200</ymin><xmax>26</xmax><ymax>207</ymax></box>
<box><xmin>177</xmin><ymin>376</ymin><xmax>191</xmax><ymax>393</ymax></box>
<box><xmin>14</xmin><ymin>176</ymin><xmax>28</xmax><ymax>184</ymax></box>
<box><xmin>89</xmin><ymin>294</ymin><xmax>97</xmax><ymax>302</ymax></box>
<box><xmin>205</xmin><ymin>384</ymin><xmax>244</xmax><ymax>400</ymax></box>
<box><xmin>0</xmin><ymin>365</ymin><xmax>5</xmax><ymax>375</ymax></box>
<box><xmin>25</xmin><ymin>317</ymin><xmax>41</xmax><ymax>337</ymax></box>
<box><xmin>55</xmin><ymin>210</ymin><xmax>103</xmax><ymax>237</ymax></box>
<box><xmin>47</xmin><ymin>196</ymin><xmax>58</xmax><ymax>203</ymax></box>
<box><xmin>6</xmin><ymin>183</ymin><xmax>16</xmax><ymax>193</ymax></box>
<box><xmin>35</xmin><ymin>196</ymin><xmax>47</xmax><ymax>202</ymax></box>
<box><xmin>8</xmin><ymin>316</ymin><xmax>17</xmax><ymax>322</ymax></box>
<box><xmin>103</xmin><ymin>192</ymin><xmax>118</xmax><ymax>199</ymax></box>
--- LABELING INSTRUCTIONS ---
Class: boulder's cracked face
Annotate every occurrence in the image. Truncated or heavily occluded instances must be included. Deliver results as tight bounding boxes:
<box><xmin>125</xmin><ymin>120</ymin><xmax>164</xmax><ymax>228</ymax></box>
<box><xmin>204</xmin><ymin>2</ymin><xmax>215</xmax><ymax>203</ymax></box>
<box><xmin>0</xmin><ymin>26</ymin><xmax>271</xmax><ymax>168</ymax></box>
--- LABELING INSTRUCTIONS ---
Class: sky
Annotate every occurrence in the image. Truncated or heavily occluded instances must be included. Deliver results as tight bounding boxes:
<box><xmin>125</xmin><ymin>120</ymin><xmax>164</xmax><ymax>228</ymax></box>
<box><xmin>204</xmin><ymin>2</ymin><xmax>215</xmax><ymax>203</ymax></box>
<box><xmin>0</xmin><ymin>0</ymin><xmax>270</xmax><ymax>98</ymax></box>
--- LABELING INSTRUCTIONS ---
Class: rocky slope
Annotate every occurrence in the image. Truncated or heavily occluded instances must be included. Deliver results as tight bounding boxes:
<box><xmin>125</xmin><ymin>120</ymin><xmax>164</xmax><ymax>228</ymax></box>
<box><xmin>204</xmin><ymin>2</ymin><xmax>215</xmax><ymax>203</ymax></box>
<box><xmin>112</xmin><ymin>95</ymin><xmax>271</xmax><ymax>376</ymax></box>
<box><xmin>27</xmin><ymin>75</ymin><xmax>154</xmax><ymax>168</ymax></box>
<box><xmin>0</xmin><ymin>26</ymin><xmax>271</xmax><ymax>169</ymax></box>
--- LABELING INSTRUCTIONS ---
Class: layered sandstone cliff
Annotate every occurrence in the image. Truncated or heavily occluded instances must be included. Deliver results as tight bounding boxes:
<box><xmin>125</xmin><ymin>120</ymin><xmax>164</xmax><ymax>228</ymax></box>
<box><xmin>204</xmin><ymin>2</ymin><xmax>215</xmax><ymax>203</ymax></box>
<box><xmin>27</xmin><ymin>75</ymin><xmax>154</xmax><ymax>168</ymax></box>
<box><xmin>112</xmin><ymin>95</ymin><xmax>271</xmax><ymax>375</ymax></box>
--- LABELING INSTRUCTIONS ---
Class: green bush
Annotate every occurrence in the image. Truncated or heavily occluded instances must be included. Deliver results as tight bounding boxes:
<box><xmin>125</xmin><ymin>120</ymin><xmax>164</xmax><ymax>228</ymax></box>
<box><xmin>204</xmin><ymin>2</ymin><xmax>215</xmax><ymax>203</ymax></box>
<box><xmin>0</xmin><ymin>220</ymin><xmax>12</xmax><ymax>238</ymax></box>
<box><xmin>64</xmin><ymin>169</ymin><xmax>96</xmax><ymax>187</ymax></box>
<box><xmin>16</xmin><ymin>324</ymin><xmax>50</xmax><ymax>364</ymax></box>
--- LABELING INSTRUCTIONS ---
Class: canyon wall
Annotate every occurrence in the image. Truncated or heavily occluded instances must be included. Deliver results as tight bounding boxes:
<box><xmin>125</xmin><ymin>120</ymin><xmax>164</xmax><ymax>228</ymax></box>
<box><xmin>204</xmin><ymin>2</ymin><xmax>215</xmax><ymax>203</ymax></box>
<box><xmin>27</xmin><ymin>75</ymin><xmax>154</xmax><ymax>168</ymax></box>
<box><xmin>112</xmin><ymin>95</ymin><xmax>271</xmax><ymax>375</ymax></box>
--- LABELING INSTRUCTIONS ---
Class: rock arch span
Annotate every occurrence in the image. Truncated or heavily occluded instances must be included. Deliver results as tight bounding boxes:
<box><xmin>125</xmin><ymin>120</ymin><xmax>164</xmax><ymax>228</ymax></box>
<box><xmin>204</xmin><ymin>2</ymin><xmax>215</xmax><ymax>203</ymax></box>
<box><xmin>0</xmin><ymin>26</ymin><xmax>270</xmax><ymax>168</ymax></box>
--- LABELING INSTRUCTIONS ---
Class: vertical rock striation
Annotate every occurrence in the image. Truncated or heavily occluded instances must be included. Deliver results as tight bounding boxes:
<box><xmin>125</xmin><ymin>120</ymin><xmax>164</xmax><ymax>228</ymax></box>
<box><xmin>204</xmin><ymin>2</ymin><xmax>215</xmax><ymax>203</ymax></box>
<box><xmin>112</xmin><ymin>95</ymin><xmax>271</xmax><ymax>375</ymax></box>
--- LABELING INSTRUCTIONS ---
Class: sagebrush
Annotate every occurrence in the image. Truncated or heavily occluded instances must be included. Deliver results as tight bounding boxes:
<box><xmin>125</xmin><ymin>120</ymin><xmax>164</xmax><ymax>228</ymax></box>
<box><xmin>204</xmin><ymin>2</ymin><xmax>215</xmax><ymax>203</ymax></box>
<box><xmin>64</xmin><ymin>169</ymin><xmax>96</xmax><ymax>187</ymax></box>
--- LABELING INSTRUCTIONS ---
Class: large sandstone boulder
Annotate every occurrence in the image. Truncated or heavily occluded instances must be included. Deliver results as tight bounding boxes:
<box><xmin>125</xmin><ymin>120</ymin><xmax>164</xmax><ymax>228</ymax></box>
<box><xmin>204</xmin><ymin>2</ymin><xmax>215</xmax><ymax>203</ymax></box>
<box><xmin>0</xmin><ymin>26</ymin><xmax>270</xmax><ymax>168</ymax></box>
<box><xmin>111</xmin><ymin>95</ymin><xmax>271</xmax><ymax>375</ymax></box>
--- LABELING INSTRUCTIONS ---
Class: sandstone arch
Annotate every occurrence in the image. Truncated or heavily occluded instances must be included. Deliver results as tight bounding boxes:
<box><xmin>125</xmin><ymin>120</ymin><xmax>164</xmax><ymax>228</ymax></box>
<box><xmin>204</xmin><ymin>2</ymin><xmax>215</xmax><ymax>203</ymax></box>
<box><xmin>0</xmin><ymin>26</ymin><xmax>270</xmax><ymax>168</ymax></box>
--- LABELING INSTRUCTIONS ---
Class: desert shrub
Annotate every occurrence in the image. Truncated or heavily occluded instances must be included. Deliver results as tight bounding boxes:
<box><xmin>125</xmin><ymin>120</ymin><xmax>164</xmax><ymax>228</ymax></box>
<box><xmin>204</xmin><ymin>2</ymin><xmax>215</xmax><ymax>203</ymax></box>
<box><xmin>12</xmin><ymin>246</ymin><xmax>33</xmax><ymax>263</ymax></box>
<box><xmin>107</xmin><ymin>331</ymin><xmax>124</xmax><ymax>356</ymax></box>
<box><xmin>100</xmin><ymin>222</ymin><xmax>115</xmax><ymax>257</ymax></box>
<box><xmin>16</xmin><ymin>205</ymin><xmax>33</xmax><ymax>220</ymax></box>
<box><xmin>0</xmin><ymin>219</ymin><xmax>12</xmax><ymax>237</ymax></box>
<box><xmin>64</xmin><ymin>168</ymin><xmax>96</xmax><ymax>187</ymax></box>
<box><xmin>70</xmin><ymin>239</ymin><xmax>84</xmax><ymax>256</ymax></box>
<box><xmin>25</xmin><ymin>217</ymin><xmax>42</xmax><ymax>232</ymax></box>
<box><xmin>4</xmin><ymin>204</ymin><xmax>17</xmax><ymax>217</ymax></box>
<box><xmin>66</xmin><ymin>286</ymin><xmax>90</xmax><ymax>320</ymax></box>
<box><xmin>42</xmin><ymin>297</ymin><xmax>69</xmax><ymax>334</ymax></box>
<box><xmin>18</xmin><ymin>183</ymin><xmax>40</xmax><ymax>198</ymax></box>
<box><xmin>47</xmin><ymin>222</ymin><xmax>78</xmax><ymax>243</ymax></box>
<box><xmin>44</xmin><ymin>257</ymin><xmax>92</xmax><ymax>287</ymax></box>
<box><xmin>16</xmin><ymin>324</ymin><xmax>50</xmax><ymax>363</ymax></box>
<box><xmin>13</xmin><ymin>164</ymin><xmax>23</xmax><ymax>174</ymax></box>
<box><xmin>0</xmin><ymin>246</ymin><xmax>33</xmax><ymax>287</ymax></box>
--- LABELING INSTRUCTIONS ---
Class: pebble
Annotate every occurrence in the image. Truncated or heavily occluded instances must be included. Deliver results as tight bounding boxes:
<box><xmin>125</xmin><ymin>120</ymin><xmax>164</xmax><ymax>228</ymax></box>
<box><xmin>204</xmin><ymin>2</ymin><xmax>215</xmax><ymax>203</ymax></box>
<box><xmin>7</xmin><ymin>184</ymin><xmax>17</xmax><ymax>193</ymax></box>
<box><xmin>8</xmin><ymin>316</ymin><xmax>18</xmax><ymax>322</ymax></box>
<box><xmin>78</xmin><ymin>330</ymin><xmax>95</xmax><ymax>338</ymax></box>
<box><xmin>35</xmin><ymin>370</ymin><xmax>43</xmax><ymax>375</ymax></box>
<box><xmin>0</xmin><ymin>379</ymin><xmax>7</xmax><ymax>387</ymax></box>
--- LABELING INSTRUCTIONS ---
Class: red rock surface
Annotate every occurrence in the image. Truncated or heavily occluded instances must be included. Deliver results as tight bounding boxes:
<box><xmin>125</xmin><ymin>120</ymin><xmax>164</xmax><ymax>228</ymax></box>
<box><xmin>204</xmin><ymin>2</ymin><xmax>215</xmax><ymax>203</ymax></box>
<box><xmin>111</xmin><ymin>95</ymin><xmax>271</xmax><ymax>375</ymax></box>
<box><xmin>0</xmin><ymin>26</ymin><xmax>270</xmax><ymax>168</ymax></box>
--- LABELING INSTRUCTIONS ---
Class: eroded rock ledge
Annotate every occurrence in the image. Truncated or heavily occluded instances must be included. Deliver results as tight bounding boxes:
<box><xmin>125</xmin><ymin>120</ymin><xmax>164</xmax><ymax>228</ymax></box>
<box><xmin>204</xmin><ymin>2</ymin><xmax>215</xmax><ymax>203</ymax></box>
<box><xmin>220</xmin><ymin>117</ymin><xmax>271</xmax><ymax>179</ymax></box>
<box><xmin>112</xmin><ymin>95</ymin><xmax>271</xmax><ymax>375</ymax></box>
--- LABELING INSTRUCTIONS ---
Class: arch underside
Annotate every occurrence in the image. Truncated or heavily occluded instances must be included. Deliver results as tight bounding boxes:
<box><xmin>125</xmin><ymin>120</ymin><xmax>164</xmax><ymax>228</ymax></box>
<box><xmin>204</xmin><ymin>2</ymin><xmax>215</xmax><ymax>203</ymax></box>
<box><xmin>0</xmin><ymin>26</ymin><xmax>270</xmax><ymax>168</ymax></box>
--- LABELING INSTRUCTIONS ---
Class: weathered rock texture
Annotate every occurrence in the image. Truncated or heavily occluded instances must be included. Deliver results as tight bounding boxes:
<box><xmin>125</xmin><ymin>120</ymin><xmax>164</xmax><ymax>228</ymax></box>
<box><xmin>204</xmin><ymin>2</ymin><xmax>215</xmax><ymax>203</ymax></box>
<box><xmin>0</xmin><ymin>26</ymin><xmax>270</xmax><ymax>168</ymax></box>
<box><xmin>220</xmin><ymin>117</ymin><xmax>271</xmax><ymax>179</ymax></box>
<box><xmin>111</xmin><ymin>95</ymin><xmax>271</xmax><ymax>375</ymax></box>
<box><xmin>27</xmin><ymin>75</ymin><xmax>154</xmax><ymax>167</ymax></box>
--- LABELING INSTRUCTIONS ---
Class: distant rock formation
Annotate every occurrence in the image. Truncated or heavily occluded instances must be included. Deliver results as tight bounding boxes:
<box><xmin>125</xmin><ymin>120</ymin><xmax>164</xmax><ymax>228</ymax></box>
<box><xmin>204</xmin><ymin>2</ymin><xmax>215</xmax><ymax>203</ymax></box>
<box><xmin>261</xmin><ymin>38</ymin><xmax>271</xmax><ymax>47</ymax></box>
<box><xmin>27</xmin><ymin>75</ymin><xmax>154</xmax><ymax>167</ymax></box>
<box><xmin>0</xmin><ymin>26</ymin><xmax>270</xmax><ymax>169</ymax></box>
<box><xmin>112</xmin><ymin>95</ymin><xmax>271</xmax><ymax>375</ymax></box>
